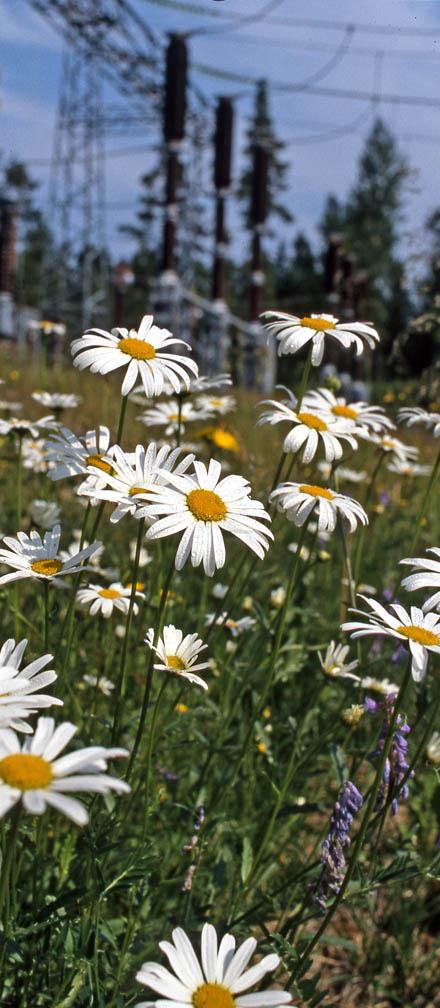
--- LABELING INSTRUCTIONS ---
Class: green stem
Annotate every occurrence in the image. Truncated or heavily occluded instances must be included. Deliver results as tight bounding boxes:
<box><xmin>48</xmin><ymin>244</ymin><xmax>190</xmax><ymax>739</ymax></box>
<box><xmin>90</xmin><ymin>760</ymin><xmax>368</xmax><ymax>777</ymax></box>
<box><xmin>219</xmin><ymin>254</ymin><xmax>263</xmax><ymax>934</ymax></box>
<box><xmin>13</xmin><ymin>436</ymin><xmax>24</xmax><ymax>640</ymax></box>
<box><xmin>43</xmin><ymin>580</ymin><xmax>50</xmax><ymax>651</ymax></box>
<box><xmin>112</xmin><ymin>518</ymin><xmax>146</xmax><ymax>742</ymax></box>
<box><xmin>295</xmin><ymin>344</ymin><xmax>314</xmax><ymax>413</ymax></box>
<box><xmin>228</xmin><ymin>521</ymin><xmax>310</xmax><ymax>789</ymax></box>
<box><xmin>142</xmin><ymin>677</ymin><xmax>168</xmax><ymax>835</ymax></box>
<box><xmin>353</xmin><ymin>450</ymin><xmax>385</xmax><ymax>584</ymax></box>
<box><xmin>0</xmin><ymin>804</ymin><xmax>22</xmax><ymax>927</ymax></box>
<box><xmin>176</xmin><ymin>395</ymin><xmax>183</xmax><ymax>448</ymax></box>
<box><xmin>292</xmin><ymin>660</ymin><xmax>412</xmax><ymax>978</ymax></box>
<box><xmin>115</xmin><ymin>395</ymin><xmax>128</xmax><ymax>446</ymax></box>
<box><xmin>126</xmin><ymin>558</ymin><xmax>175</xmax><ymax>780</ymax></box>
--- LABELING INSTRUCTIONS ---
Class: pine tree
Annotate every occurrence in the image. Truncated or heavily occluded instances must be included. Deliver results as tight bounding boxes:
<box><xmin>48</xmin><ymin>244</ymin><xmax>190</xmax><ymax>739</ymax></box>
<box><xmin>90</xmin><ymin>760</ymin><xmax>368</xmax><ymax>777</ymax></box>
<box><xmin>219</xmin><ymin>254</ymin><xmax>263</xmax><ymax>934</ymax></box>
<box><xmin>237</xmin><ymin>79</ymin><xmax>293</xmax><ymax>228</ymax></box>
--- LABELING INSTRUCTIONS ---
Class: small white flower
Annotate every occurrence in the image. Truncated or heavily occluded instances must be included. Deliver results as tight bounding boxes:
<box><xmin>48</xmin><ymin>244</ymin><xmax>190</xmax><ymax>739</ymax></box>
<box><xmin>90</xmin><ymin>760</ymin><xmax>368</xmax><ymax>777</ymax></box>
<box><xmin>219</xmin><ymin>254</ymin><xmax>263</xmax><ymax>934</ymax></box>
<box><xmin>0</xmin><ymin>638</ymin><xmax>62</xmax><ymax>733</ymax></box>
<box><xmin>258</xmin><ymin>393</ymin><xmax>357</xmax><ymax>464</ymax></box>
<box><xmin>82</xmin><ymin>674</ymin><xmax>115</xmax><ymax>696</ymax></box>
<box><xmin>22</xmin><ymin>438</ymin><xmax>49</xmax><ymax>474</ymax></box>
<box><xmin>212</xmin><ymin>583</ymin><xmax>228</xmax><ymax>599</ymax></box>
<box><xmin>369</xmin><ymin>434</ymin><xmax>418</xmax><ymax>464</ymax></box>
<box><xmin>79</xmin><ymin>443</ymin><xmax>195</xmax><ymax>524</ymax></box>
<box><xmin>426</xmin><ymin>730</ymin><xmax>440</xmax><ymax>765</ymax></box>
<box><xmin>29</xmin><ymin>500</ymin><xmax>61</xmax><ymax>531</ymax></box>
<box><xmin>135</xmin><ymin>921</ymin><xmax>292</xmax><ymax>1008</ymax></box>
<box><xmin>287</xmin><ymin>542</ymin><xmax>310</xmax><ymax>561</ymax></box>
<box><xmin>189</xmin><ymin>372</ymin><xmax>233</xmax><ymax>393</ymax></box>
<box><xmin>0</xmin><ymin>416</ymin><xmax>54</xmax><ymax>438</ymax></box>
<box><xmin>45</xmin><ymin>425</ymin><xmax>115</xmax><ymax>483</ymax></box>
<box><xmin>400</xmin><ymin>547</ymin><xmax>440</xmax><ymax>612</ymax></box>
<box><xmin>341</xmin><ymin>578</ymin><xmax>376</xmax><ymax>597</ymax></box>
<box><xmin>71</xmin><ymin>314</ymin><xmax>198</xmax><ymax>397</ymax></box>
<box><xmin>140</xmin><ymin>459</ymin><xmax>273</xmax><ymax>577</ymax></box>
<box><xmin>0</xmin><ymin>717</ymin><xmax>129</xmax><ymax>824</ymax></box>
<box><xmin>145</xmin><ymin>625</ymin><xmax>210</xmax><ymax>690</ymax></box>
<box><xmin>0</xmin><ymin>400</ymin><xmax>22</xmax><ymax>413</ymax></box>
<box><xmin>360</xmin><ymin>676</ymin><xmax>399</xmax><ymax>696</ymax></box>
<box><xmin>0</xmin><ymin>526</ymin><xmax>101</xmax><ymax>587</ymax></box>
<box><xmin>77</xmin><ymin>582</ymin><xmax>143</xmax><ymax>619</ymax></box>
<box><xmin>387</xmin><ymin>459</ymin><xmax>431</xmax><ymax>478</ymax></box>
<box><xmin>318</xmin><ymin>461</ymin><xmax>367</xmax><ymax>483</ymax></box>
<box><xmin>318</xmin><ymin>641</ymin><xmax>360</xmax><ymax>681</ymax></box>
<box><xmin>261</xmin><ymin>310</ymin><xmax>379</xmax><ymax>366</ymax></box>
<box><xmin>398</xmin><ymin>406</ymin><xmax>440</xmax><ymax>438</ymax></box>
<box><xmin>271</xmin><ymin>482</ymin><xmax>367</xmax><ymax>534</ymax></box>
<box><xmin>205</xmin><ymin>614</ymin><xmax>256</xmax><ymax>637</ymax></box>
<box><xmin>32</xmin><ymin>392</ymin><xmax>81</xmax><ymax>410</ymax></box>
<box><xmin>195</xmin><ymin>394</ymin><xmax>235</xmax><ymax>416</ymax></box>
<box><xmin>138</xmin><ymin>400</ymin><xmax>211</xmax><ymax>436</ymax></box>
<box><xmin>304</xmin><ymin>388</ymin><xmax>393</xmax><ymax>435</ymax></box>
<box><xmin>342</xmin><ymin>595</ymin><xmax>440</xmax><ymax>682</ymax></box>
<box><xmin>270</xmin><ymin>586</ymin><xmax>286</xmax><ymax>608</ymax></box>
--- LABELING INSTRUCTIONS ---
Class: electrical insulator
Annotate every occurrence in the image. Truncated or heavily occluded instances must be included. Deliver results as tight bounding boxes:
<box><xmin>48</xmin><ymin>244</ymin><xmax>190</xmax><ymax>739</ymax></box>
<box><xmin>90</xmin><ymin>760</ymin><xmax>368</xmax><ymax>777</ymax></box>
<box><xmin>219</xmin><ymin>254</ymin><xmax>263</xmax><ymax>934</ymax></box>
<box><xmin>214</xmin><ymin>97</ymin><xmax>233</xmax><ymax>191</ymax></box>
<box><xmin>164</xmin><ymin>34</ymin><xmax>187</xmax><ymax>143</ymax></box>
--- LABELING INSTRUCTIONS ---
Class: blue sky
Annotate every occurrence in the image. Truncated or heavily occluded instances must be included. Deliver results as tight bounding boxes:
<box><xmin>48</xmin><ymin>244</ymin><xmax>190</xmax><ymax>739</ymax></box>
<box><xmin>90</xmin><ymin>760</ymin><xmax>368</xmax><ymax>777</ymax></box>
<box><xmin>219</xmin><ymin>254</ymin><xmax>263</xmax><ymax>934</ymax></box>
<box><xmin>1</xmin><ymin>0</ymin><xmax>440</xmax><ymax>273</ymax></box>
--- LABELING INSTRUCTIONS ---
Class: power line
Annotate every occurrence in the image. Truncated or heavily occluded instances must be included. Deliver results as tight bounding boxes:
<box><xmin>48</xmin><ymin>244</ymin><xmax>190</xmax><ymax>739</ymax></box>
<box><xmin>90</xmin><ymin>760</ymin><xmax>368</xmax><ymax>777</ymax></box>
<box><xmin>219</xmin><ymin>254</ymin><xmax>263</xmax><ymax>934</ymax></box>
<box><xmin>139</xmin><ymin>0</ymin><xmax>440</xmax><ymax>38</ymax></box>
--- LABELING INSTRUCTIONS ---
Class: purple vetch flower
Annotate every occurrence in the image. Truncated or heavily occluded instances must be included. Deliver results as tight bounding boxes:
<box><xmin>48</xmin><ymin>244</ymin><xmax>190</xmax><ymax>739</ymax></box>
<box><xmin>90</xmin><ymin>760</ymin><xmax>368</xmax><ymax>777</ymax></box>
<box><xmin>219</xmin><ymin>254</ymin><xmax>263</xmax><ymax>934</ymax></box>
<box><xmin>365</xmin><ymin>694</ymin><xmax>412</xmax><ymax>815</ymax></box>
<box><xmin>391</xmin><ymin>643</ymin><xmax>407</xmax><ymax>666</ymax></box>
<box><xmin>312</xmin><ymin>780</ymin><xmax>363</xmax><ymax>910</ymax></box>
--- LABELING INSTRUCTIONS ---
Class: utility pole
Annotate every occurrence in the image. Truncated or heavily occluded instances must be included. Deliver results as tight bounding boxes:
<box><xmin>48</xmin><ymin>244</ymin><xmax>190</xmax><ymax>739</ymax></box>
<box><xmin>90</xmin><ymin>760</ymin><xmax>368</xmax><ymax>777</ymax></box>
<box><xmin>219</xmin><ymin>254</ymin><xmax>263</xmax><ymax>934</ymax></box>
<box><xmin>243</xmin><ymin>143</ymin><xmax>274</xmax><ymax>390</ymax></box>
<box><xmin>0</xmin><ymin>199</ymin><xmax>17</xmax><ymax>339</ymax></box>
<box><xmin>153</xmin><ymin>33</ymin><xmax>187</xmax><ymax>333</ymax></box>
<box><xmin>199</xmin><ymin>96</ymin><xmax>234</xmax><ymax>374</ymax></box>
<box><xmin>324</xmin><ymin>232</ymin><xmax>343</xmax><ymax>310</ymax></box>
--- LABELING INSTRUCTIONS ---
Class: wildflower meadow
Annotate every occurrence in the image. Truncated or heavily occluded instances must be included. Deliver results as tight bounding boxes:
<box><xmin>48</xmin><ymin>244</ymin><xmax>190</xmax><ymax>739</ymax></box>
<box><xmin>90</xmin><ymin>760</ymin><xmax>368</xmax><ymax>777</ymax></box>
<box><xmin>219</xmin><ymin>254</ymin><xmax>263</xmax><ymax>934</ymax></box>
<box><xmin>0</xmin><ymin>311</ymin><xmax>439</xmax><ymax>1007</ymax></box>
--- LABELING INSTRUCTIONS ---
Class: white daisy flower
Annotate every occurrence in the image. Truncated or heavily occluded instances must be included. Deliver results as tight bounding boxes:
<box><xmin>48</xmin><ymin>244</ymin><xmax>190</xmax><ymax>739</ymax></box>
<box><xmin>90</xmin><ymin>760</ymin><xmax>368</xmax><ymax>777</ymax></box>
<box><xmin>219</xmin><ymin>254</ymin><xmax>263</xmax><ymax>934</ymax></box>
<box><xmin>303</xmin><ymin>388</ymin><xmax>393</xmax><ymax>434</ymax></box>
<box><xmin>140</xmin><ymin>459</ymin><xmax>273</xmax><ymax>577</ymax></box>
<box><xmin>82</xmin><ymin>674</ymin><xmax>115</xmax><ymax>696</ymax></box>
<box><xmin>0</xmin><ymin>638</ymin><xmax>62</xmax><ymax>733</ymax></box>
<box><xmin>342</xmin><ymin>595</ymin><xmax>440</xmax><ymax>682</ymax></box>
<box><xmin>360</xmin><ymin>676</ymin><xmax>399</xmax><ymax>696</ymax></box>
<box><xmin>138</xmin><ymin>400</ymin><xmax>211</xmax><ymax>436</ymax></box>
<box><xmin>258</xmin><ymin>395</ymin><xmax>357</xmax><ymax>464</ymax></box>
<box><xmin>32</xmin><ymin>392</ymin><xmax>81</xmax><ymax>410</ymax></box>
<box><xmin>78</xmin><ymin>443</ymin><xmax>195</xmax><ymax>524</ymax></box>
<box><xmin>0</xmin><ymin>525</ymin><xmax>101</xmax><ymax>587</ymax></box>
<box><xmin>189</xmin><ymin>372</ymin><xmax>233</xmax><ymax>393</ymax></box>
<box><xmin>212</xmin><ymin>583</ymin><xmax>229</xmax><ymax>599</ymax></box>
<box><xmin>398</xmin><ymin>406</ymin><xmax>440</xmax><ymax>438</ymax></box>
<box><xmin>369</xmin><ymin>434</ymin><xmax>418</xmax><ymax>464</ymax></box>
<box><xmin>318</xmin><ymin>641</ymin><xmax>360</xmax><ymax>681</ymax></box>
<box><xmin>0</xmin><ymin>717</ymin><xmax>129</xmax><ymax>824</ymax></box>
<box><xmin>287</xmin><ymin>542</ymin><xmax>310</xmax><ymax>561</ymax></box>
<box><xmin>77</xmin><ymin>582</ymin><xmax>144</xmax><ymax>618</ymax></box>
<box><xmin>129</xmin><ymin>540</ymin><xmax>152</xmax><ymax>566</ymax></box>
<box><xmin>71</xmin><ymin>314</ymin><xmax>198</xmax><ymax>397</ymax></box>
<box><xmin>45</xmin><ymin>425</ymin><xmax>115</xmax><ymax>483</ymax></box>
<box><xmin>22</xmin><ymin>438</ymin><xmax>49</xmax><ymax>474</ymax></box>
<box><xmin>29</xmin><ymin>500</ymin><xmax>61</xmax><ymax>531</ymax></box>
<box><xmin>400</xmin><ymin>548</ymin><xmax>440</xmax><ymax>612</ymax></box>
<box><xmin>0</xmin><ymin>400</ymin><xmax>22</xmax><ymax>413</ymax></box>
<box><xmin>317</xmin><ymin>461</ymin><xmax>367</xmax><ymax>483</ymax></box>
<box><xmin>0</xmin><ymin>416</ymin><xmax>55</xmax><ymax>439</ymax></box>
<box><xmin>387</xmin><ymin>460</ymin><xmax>431</xmax><ymax>478</ymax></box>
<box><xmin>270</xmin><ymin>586</ymin><xmax>286</xmax><ymax>608</ymax></box>
<box><xmin>145</xmin><ymin>625</ymin><xmax>209</xmax><ymax>690</ymax></box>
<box><xmin>195</xmin><ymin>394</ymin><xmax>236</xmax><ymax>416</ymax></box>
<box><xmin>426</xmin><ymin>731</ymin><xmax>440</xmax><ymax>765</ymax></box>
<box><xmin>205</xmin><ymin>614</ymin><xmax>256</xmax><ymax>636</ymax></box>
<box><xmin>270</xmin><ymin>483</ymin><xmax>367</xmax><ymax>534</ymax></box>
<box><xmin>261</xmin><ymin>310</ymin><xmax>379</xmax><ymax>367</ymax></box>
<box><xmin>135</xmin><ymin>922</ymin><xmax>292</xmax><ymax>1008</ymax></box>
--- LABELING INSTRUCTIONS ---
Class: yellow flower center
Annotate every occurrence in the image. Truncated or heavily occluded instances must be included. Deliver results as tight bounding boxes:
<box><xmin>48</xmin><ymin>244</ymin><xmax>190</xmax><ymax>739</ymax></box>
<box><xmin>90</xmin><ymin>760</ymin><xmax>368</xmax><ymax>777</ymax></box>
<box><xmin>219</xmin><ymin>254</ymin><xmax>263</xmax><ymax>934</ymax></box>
<box><xmin>187</xmin><ymin>488</ymin><xmax>227</xmax><ymax>522</ymax></box>
<box><xmin>31</xmin><ymin>559</ymin><xmax>63</xmax><ymax>577</ymax></box>
<box><xmin>129</xmin><ymin>485</ymin><xmax>150</xmax><ymax>496</ymax></box>
<box><xmin>167</xmin><ymin>654</ymin><xmax>186</xmax><ymax>670</ymax></box>
<box><xmin>118</xmin><ymin>337</ymin><xmax>156</xmax><ymax>360</ymax></box>
<box><xmin>192</xmin><ymin>984</ymin><xmax>235</xmax><ymax>1008</ymax></box>
<box><xmin>211</xmin><ymin>430</ymin><xmax>240</xmax><ymax>452</ymax></box>
<box><xmin>0</xmin><ymin>753</ymin><xmax>52</xmax><ymax>790</ymax></box>
<box><xmin>85</xmin><ymin>454</ymin><xmax>113</xmax><ymax>475</ymax></box>
<box><xmin>98</xmin><ymin>588</ymin><xmax>121</xmax><ymax>599</ymax></box>
<box><xmin>300</xmin><ymin>316</ymin><xmax>335</xmax><ymax>331</ymax></box>
<box><xmin>297</xmin><ymin>411</ymin><xmax>328</xmax><ymax>431</ymax></box>
<box><xmin>381</xmin><ymin>438</ymin><xmax>395</xmax><ymax>450</ymax></box>
<box><xmin>397</xmin><ymin>625</ymin><xmax>440</xmax><ymax>647</ymax></box>
<box><xmin>299</xmin><ymin>484</ymin><xmax>334</xmax><ymax>500</ymax></box>
<box><xmin>332</xmin><ymin>404</ymin><xmax>358</xmax><ymax>420</ymax></box>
